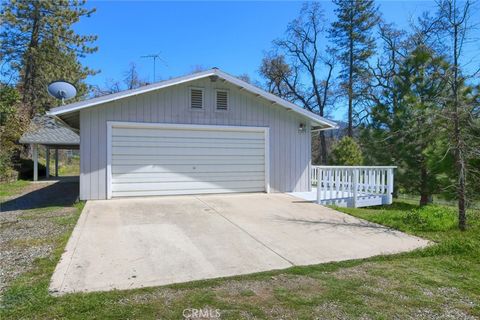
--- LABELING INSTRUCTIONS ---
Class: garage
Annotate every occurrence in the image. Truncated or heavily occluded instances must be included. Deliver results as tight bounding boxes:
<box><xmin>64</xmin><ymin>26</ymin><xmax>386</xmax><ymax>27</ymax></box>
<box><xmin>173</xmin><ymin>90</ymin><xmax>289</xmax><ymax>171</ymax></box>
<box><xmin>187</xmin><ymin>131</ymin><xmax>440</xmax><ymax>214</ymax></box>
<box><xmin>107</xmin><ymin>122</ymin><xmax>269</xmax><ymax>198</ymax></box>
<box><xmin>48</xmin><ymin>68</ymin><xmax>337</xmax><ymax>200</ymax></box>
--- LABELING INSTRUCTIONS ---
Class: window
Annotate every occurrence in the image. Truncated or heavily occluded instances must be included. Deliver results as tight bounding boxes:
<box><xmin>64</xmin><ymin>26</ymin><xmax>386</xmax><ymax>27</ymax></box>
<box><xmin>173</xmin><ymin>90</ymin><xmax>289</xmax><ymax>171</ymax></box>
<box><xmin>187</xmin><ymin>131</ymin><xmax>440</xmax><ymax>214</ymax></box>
<box><xmin>215</xmin><ymin>89</ymin><xmax>229</xmax><ymax>110</ymax></box>
<box><xmin>190</xmin><ymin>88</ymin><xmax>204</xmax><ymax>109</ymax></box>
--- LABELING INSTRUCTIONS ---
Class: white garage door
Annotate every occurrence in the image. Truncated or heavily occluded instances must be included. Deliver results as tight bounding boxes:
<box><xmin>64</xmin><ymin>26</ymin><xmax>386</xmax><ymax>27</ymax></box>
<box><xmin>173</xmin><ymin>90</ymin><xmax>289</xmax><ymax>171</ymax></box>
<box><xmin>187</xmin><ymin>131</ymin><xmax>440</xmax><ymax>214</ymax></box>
<box><xmin>108</xmin><ymin>123</ymin><xmax>268</xmax><ymax>198</ymax></box>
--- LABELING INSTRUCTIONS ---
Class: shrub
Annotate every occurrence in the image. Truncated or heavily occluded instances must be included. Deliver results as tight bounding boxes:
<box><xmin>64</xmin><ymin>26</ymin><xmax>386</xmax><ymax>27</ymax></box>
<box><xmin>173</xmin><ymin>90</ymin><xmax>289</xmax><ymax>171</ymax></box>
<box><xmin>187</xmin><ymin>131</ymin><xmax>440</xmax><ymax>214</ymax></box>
<box><xmin>403</xmin><ymin>205</ymin><xmax>457</xmax><ymax>231</ymax></box>
<box><xmin>0</xmin><ymin>85</ymin><xmax>26</xmax><ymax>180</ymax></box>
<box><xmin>329</xmin><ymin>136</ymin><xmax>364</xmax><ymax>165</ymax></box>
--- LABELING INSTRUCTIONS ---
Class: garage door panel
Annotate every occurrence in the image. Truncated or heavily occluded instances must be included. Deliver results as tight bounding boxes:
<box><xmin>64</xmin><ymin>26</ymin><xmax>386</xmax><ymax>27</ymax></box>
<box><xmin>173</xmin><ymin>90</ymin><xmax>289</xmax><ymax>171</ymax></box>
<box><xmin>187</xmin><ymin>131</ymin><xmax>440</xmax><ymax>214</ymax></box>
<box><xmin>110</xmin><ymin>125</ymin><xmax>267</xmax><ymax>197</ymax></box>
<box><xmin>112</xmin><ymin>137</ymin><xmax>264</xmax><ymax>147</ymax></box>
<box><xmin>114</xmin><ymin>127</ymin><xmax>264</xmax><ymax>140</ymax></box>
<box><xmin>112</xmin><ymin>141</ymin><xmax>264</xmax><ymax>148</ymax></box>
<box><xmin>112</xmin><ymin>154</ymin><xmax>263</xmax><ymax>160</ymax></box>
<box><xmin>111</xmin><ymin>180</ymin><xmax>265</xmax><ymax>192</ymax></box>
<box><xmin>112</xmin><ymin>173</ymin><xmax>265</xmax><ymax>184</ymax></box>
<box><xmin>112</xmin><ymin>187</ymin><xmax>263</xmax><ymax>198</ymax></box>
<box><xmin>112</xmin><ymin>171</ymin><xmax>264</xmax><ymax>181</ymax></box>
<box><xmin>112</xmin><ymin>157</ymin><xmax>264</xmax><ymax>166</ymax></box>
<box><xmin>112</xmin><ymin>146</ymin><xmax>264</xmax><ymax>156</ymax></box>
<box><xmin>112</xmin><ymin>164</ymin><xmax>265</xmax><ymax>174</ymax></box>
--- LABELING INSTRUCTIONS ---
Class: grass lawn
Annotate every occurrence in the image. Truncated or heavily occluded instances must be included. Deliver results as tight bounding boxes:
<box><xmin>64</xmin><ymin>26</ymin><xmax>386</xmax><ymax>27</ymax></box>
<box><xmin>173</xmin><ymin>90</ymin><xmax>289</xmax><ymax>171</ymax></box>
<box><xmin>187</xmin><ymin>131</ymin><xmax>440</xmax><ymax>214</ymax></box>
<box><xmin>0</xmin><ymin>180</ymin><xmax>29</xmax><ymax>198</ymax></box>
<box><xmin>0</xmin><ymin>184</ymin><xmax>479</xmax><ymax>319</ymax></box>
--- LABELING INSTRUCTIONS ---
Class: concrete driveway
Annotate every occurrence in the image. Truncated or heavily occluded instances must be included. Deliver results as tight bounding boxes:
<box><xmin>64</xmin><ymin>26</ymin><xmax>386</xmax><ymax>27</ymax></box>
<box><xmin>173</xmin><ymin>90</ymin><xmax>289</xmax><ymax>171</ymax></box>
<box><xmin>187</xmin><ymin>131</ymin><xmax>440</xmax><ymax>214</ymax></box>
<box><xmin>50</xmin><ymin>193</ymin><xmax>429</xmax><ymax>294</ymax></box>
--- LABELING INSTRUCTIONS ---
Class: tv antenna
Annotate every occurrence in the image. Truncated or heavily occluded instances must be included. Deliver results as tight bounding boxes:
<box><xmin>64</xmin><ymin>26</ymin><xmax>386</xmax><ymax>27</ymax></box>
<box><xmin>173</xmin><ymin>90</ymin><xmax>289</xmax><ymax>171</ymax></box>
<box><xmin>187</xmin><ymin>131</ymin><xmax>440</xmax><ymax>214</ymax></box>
<box><xmin>47</xmin><ymin>80</ymin><xmax>77</xmax><ymax>105</ymax></box>
<box><xmin>141</xmin><ymin>53</ymin><xmax>167</xmax><ymax>82</ymax></box>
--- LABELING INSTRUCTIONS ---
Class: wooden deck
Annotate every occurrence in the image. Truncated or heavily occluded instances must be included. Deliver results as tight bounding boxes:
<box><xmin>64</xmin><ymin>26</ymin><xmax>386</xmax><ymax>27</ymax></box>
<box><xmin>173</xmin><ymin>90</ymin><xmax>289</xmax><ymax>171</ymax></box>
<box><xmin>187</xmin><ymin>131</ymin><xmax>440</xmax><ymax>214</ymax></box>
<box><xmin>291</xmin><ymin>166</ymin><xmax>396</xmax><ymax>208</ymax></box>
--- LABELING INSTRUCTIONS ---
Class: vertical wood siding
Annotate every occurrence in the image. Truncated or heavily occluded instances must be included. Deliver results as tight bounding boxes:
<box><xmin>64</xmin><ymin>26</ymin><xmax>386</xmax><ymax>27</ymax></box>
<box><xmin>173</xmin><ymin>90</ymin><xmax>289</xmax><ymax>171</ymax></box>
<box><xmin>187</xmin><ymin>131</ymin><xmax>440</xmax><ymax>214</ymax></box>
<box><xmin>80</xmin><ymin>78</ymin><xmax>311</xmax><ymax>200</ymax></box>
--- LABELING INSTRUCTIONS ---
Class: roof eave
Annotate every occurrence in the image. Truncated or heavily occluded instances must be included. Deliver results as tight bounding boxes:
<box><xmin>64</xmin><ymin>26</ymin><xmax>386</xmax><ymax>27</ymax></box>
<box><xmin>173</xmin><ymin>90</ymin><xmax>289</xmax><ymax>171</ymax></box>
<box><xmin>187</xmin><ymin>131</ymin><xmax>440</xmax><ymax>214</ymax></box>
<box><xmin>47</xmin><ymin>68</ymin><xmax>338</xmax><ymax>130</ymax></box>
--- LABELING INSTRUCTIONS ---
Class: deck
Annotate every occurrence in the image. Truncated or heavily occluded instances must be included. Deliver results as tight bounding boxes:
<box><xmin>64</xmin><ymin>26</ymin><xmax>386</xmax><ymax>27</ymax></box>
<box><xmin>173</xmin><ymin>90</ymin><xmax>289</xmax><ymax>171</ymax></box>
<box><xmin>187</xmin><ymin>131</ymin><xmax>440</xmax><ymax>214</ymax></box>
<box><xmin>290</xmin><ymin>166</ymin><xmax>396</xmax><ymax>208</ymax></box>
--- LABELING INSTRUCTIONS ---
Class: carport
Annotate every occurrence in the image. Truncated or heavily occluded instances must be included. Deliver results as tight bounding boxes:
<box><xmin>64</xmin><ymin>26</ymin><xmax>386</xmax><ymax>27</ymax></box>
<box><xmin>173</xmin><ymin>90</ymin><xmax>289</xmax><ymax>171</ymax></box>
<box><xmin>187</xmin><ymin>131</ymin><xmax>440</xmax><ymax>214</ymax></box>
<box><xmin>19</xmin><ymin>115</ymin><xmax>80</xmax><ymax>180</ymax></box>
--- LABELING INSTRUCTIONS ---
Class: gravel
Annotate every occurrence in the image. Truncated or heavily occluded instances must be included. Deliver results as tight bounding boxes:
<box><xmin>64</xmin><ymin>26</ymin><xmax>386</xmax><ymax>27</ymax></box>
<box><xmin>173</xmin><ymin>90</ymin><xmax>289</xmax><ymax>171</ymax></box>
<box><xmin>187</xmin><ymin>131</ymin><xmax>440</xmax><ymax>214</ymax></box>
<box><xmin>0</xmin><ymin>181</ymin><xmax>79</xmax><ymax>295</ymax></box>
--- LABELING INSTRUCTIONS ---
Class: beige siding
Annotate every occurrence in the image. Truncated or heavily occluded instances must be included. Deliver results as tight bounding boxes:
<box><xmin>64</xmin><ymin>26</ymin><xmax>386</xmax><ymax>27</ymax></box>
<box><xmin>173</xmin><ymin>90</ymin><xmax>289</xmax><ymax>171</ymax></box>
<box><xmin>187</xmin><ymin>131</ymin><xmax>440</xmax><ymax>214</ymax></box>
<box><xmin>80</xmin><ymin>78</ymin><xmax>311</xmax><ymax>200</ymax></box>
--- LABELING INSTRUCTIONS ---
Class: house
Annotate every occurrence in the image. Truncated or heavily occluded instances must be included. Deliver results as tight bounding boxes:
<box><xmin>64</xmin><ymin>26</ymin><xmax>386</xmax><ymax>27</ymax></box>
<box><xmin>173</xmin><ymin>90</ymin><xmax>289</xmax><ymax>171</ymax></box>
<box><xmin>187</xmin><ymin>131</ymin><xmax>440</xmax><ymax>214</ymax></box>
<box><xmin>43</xmin><ymin>68</ymin><xmax>337</xmax><ymax>200</ymax></box>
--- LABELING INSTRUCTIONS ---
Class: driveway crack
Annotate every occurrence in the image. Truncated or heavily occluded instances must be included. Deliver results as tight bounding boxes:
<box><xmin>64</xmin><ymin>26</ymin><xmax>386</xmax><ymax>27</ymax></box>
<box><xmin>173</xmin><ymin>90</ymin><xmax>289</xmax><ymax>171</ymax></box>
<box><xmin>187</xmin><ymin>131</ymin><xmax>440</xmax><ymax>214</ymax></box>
<box><xmin>194</xmin><ymin>196</ymin><xmax>295</xmax><ymax>266</ymax></box>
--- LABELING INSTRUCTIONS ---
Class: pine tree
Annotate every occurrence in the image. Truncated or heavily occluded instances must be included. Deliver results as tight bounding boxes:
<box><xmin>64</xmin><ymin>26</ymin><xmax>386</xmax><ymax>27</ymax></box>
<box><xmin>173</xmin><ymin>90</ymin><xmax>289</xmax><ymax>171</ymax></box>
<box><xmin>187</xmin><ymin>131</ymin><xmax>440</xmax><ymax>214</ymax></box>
<box><xmin>329</xmin><ymin>136</ymin><xmax>364</xmax><ymax>166</ymax></box>
<box><xmin>0</xmin><ymin>0</ymin><xmax>98</xmax><ymax>115</ymax></box>
<box><xmin>362</xmin><ymin>45</ymin><xmax>450</xmax><ymax>206</ymax></box>
<box><xmin>330</xmin><ymin>0</ymin><xmax>379</xmax><ymax>137</ymax></box>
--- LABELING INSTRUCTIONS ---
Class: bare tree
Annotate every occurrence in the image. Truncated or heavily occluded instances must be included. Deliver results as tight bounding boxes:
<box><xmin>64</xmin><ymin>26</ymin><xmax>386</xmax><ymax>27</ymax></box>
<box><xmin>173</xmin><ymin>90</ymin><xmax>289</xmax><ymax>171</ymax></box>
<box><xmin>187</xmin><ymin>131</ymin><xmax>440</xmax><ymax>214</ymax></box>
<box><xmin>260</xmin><ymin>3</ymin><xmax>335</xmax><ymax>164</ymax></box>
<box><xmin>124</xmin><ymin>62</ymin><xmax>147</xmax><ymax>90</ymax></box>
<box><xmin>436</xmin><ymin>0</ymin><xmax>478</xmax><ymax>230</ymax></box>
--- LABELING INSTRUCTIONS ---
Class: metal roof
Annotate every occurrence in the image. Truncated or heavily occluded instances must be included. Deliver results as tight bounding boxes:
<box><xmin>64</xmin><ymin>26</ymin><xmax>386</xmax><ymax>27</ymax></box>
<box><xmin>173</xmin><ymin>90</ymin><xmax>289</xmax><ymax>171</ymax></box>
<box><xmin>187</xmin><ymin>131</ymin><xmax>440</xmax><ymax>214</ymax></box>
<box><xmin>47</xmin><ymin>68</ymin><xmax>338</xmax><ymax>130</ymax></box>
<box><xmin>19</xmin><ymin>115</ymin><xmax>80</xmax><ymax>146</ymax></box>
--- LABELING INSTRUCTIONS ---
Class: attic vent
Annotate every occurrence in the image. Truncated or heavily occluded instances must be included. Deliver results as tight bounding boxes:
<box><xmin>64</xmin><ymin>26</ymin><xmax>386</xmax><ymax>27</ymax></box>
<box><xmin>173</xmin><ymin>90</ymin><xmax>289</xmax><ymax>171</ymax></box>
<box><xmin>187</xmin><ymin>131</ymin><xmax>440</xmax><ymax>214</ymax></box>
<box><xmin>215</xmin><ymin>90</ymin><xmax>228</xmax><ymax>110</ymax></box>
<box><xmin>190</xmin><ymin>88</ymin><xmax>204</xmax><ymax>109</ymax></box>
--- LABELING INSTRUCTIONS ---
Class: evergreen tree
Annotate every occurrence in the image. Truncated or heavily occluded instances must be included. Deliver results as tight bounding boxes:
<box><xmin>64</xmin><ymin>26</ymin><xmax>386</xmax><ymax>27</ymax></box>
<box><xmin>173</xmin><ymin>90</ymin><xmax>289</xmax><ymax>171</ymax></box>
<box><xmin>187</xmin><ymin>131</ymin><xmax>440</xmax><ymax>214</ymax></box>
<box><xmin>329</xmin><ymin>136</ymin><xmax>364</xmax><ymax>166</ymax></box>
<box><xmin>330</xmin><ymin>0</ymin><xmax>379</xmax><ymax>137</ymax></box>
<box><xmin>0</xmin><ymin>0</ymin><xmax>97</xmax><ymax>115</ymax></box>
<box><xmin>362</xmin><ymin>45</ymin><xmax>450</xmax><ymax>206</ymax></box>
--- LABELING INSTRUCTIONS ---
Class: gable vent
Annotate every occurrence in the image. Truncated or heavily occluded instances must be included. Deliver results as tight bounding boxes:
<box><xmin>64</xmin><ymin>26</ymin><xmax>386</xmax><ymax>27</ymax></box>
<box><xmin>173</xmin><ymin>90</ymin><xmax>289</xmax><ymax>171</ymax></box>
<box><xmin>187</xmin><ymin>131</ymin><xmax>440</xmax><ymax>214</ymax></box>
<box><xmin>190</xmin><ymin>88</ymin><xmax>204</xmax><ymax>109</ymax></box>
<box><xmin>216</xmin><ymin>90</ymin><xmax>228</xmax><ymax>110</ymax></box>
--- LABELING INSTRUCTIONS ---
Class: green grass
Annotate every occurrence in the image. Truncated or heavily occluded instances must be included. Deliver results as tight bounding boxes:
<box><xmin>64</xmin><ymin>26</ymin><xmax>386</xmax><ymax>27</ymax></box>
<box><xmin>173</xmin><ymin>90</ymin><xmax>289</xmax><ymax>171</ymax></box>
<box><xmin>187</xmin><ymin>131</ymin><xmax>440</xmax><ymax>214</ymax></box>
<box><xmin>1</xmin><ymin>199</ymin><xmax>479</xmax><ymax>319</ymax></box>
<box><xmin>0</xmin><ymin>180</ymin><xmax>29</xmax><ymax>198</ymax></box>
<box><xmin>38</xmin><ymin>155</ymin><xmax>80</xmax><ymax>177</ymax></box>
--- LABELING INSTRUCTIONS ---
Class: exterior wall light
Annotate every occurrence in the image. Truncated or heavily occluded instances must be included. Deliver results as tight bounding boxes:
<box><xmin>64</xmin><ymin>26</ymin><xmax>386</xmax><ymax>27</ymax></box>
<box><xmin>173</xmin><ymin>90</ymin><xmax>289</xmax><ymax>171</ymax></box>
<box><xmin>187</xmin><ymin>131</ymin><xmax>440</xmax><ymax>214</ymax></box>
<box><xmin>298</xmin><ymin>123</ymin><xmax>306</xmax><ymax>133</ymax></box>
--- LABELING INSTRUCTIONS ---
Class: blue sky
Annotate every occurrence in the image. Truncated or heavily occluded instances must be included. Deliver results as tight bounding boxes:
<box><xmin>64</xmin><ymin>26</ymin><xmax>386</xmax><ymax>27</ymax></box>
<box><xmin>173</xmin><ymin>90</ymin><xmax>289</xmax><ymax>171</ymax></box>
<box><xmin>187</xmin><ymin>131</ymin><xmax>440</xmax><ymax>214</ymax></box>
<box><xmin>75</xmin><ymin>1</ymin><xmax>479</xmax><ymax>120</ymax></box>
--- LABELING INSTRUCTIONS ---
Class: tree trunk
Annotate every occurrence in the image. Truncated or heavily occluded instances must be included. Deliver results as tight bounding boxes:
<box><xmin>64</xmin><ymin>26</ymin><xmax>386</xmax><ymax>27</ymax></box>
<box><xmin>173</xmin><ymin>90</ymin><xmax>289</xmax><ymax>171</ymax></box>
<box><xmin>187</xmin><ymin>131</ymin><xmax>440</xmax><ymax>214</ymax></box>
<box><xmin>419</xmin><ymin>164</ymin><xmax>430</xmax><ymax>206</ymax></box>
<box><xmin>452</xmin><ymin>17</ymin><xmax>467</xmax><ymax>231</ymax></box>
<box><xmin>22</xmin><ymin>2</ymin><xmax>41</xmax><ymax>116</ymax></box>
<box><xmin>319</xmin><ymin>131</ymin><xmax>327</xmax><ymax>165</ymax></box>
<box><xmin>347</xmin><ymin>31</ymin><xmax>354</xmax><ymax>137</ymax></box>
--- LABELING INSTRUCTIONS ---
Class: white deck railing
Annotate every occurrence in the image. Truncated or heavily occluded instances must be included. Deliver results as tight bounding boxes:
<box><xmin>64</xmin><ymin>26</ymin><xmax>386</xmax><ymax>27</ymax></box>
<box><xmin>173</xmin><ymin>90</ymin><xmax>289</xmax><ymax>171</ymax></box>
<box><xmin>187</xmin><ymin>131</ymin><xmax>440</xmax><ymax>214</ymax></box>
<box><xmin>311</xmin><ymin>166</ymin><xmax>396</xmax><ymax>208</ymax></box>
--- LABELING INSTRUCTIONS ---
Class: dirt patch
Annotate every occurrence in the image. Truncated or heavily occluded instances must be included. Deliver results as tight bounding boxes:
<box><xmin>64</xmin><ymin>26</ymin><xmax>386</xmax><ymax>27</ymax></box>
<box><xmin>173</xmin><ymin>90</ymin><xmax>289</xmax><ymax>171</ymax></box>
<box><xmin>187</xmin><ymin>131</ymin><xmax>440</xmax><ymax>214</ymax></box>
<box><xmin>0</xmin><ymin>181</ymin><xmax>79</xmax><ymax>295</ymax></box>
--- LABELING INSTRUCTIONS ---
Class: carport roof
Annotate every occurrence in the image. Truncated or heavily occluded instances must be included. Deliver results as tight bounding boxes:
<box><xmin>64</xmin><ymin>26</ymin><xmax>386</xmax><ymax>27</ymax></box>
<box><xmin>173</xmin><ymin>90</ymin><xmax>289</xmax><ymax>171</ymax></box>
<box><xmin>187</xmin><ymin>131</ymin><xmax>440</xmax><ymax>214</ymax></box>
<box><xmin>19</xmin><ymin>115</ymin><xmax>80</xmax><ymax>148</ymax></box>
<box><xmin>47</xmin><ymin>68</ymin><xmax>338</xmax><ymax>131</ymax></box>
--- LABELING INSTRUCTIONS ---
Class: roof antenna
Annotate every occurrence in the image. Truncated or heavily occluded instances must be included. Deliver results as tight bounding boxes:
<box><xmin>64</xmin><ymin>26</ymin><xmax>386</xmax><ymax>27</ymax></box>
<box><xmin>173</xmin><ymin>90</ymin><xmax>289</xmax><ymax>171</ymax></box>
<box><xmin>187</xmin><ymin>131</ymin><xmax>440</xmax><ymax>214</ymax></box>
<box><xmin>47</xmin><ymin>80</ymin><xmax>77</xmax><ymax>105</ymax></box>
<box><xmin>141</xmin><ymin>53</ymin><xmax>168</xmax><ymax>82</ymax></box>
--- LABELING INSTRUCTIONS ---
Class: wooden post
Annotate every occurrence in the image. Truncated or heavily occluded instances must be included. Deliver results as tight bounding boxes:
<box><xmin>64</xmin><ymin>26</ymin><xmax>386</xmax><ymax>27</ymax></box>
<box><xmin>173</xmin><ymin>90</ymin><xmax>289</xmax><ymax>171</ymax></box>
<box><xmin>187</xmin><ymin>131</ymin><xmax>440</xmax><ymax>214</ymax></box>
<box><xmin>387</xmin><ymin>168</ymin><xmax>394</xmax><ymax>204</ymax></box>
<box><xmin>316</xmin><ymin>168</ymin><xmax>322</xmax><ymax>204</ymax></box>
<box><xmin>352</xmin><ymin>169</ymin><xmax>358</xmax><ymax>208</ymax></box>
<box><xmin>32</xmin><ymin>144</ymin><xmax>38</xmax><ymax>181</ymax></box>
<box><xmin>45</xmin><ymin>147</ymin><xmax>50</xmax><ymax>178</ymax></box>
<box><xmin>55</xmin><ymin>149</ymin><xmax>59</xmax><ymax>177</ymax></box>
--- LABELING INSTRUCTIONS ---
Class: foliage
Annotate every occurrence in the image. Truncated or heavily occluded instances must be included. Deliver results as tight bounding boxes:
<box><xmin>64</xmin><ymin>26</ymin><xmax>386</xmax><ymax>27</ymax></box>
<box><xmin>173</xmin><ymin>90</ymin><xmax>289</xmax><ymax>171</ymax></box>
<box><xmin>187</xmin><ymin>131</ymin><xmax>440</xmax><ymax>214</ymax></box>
<box><xmin>330</xmin><ymin>0</ymin><xmax>380</xmax><ymax>137</ymax></box>
<box><xmin>259</xmin><ymin>2</ymin><xmax>334</xmax><ymax>164</ymax></box>
<box><xmin>402</xmin><ymin>205</ymin><xmax>457</xmax><ymax>232</ymax></box>
<box><xmin>361</xmin><ymin>45</ymin><xmax>451</xmax><ymax>205</ymax></box>
<box><xmin>329</xmin><ymin>136</ymin><xmax>364</xmax><ymax>165</ymax></box>
<box><xmin>0</xmin><ymin>85</ymin><xmax>26</xmax><ymax>180</ymax></box>
<box><xmin>0</xmin><ymin>0</ymin><xmax>98</xmax><ymax>115</ymax></box>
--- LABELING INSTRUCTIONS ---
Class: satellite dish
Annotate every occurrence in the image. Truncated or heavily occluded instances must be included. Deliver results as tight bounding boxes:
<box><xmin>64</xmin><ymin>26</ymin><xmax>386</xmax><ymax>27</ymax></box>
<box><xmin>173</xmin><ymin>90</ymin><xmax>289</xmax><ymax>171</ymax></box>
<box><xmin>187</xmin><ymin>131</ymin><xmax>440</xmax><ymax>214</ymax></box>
<box><xmin>47</xmin><ymin>80</ymin><xmax>77</xmax><ymax>104</ymax></box>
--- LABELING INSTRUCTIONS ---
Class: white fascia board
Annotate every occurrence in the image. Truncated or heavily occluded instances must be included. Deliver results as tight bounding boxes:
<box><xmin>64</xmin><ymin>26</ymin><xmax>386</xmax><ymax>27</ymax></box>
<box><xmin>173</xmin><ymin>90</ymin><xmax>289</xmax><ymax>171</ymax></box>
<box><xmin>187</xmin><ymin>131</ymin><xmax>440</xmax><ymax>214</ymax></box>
<box><xmin>214</xmin><ymin>69</ymin><xmax>338</xmax><ymax>130</ymax></box>
<box><xmin>48</xmin><ymin>70</ymin><xmax>216</xmax><ymax>116</ymax></box>
<box><xmin>47</xmin><ymin>68</ymin><xmax>337</xmax><ymax>130</ymax></box>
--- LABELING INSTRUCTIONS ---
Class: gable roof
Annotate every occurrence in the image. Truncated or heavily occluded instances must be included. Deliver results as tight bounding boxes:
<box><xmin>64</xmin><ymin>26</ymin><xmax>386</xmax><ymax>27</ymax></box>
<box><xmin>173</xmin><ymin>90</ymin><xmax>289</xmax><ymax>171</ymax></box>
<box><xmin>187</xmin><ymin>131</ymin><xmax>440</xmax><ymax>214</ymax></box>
<box><xmin>47</xmin><ymin>68</ymin><xmax>337</xmax><ymax>130</ymax></box>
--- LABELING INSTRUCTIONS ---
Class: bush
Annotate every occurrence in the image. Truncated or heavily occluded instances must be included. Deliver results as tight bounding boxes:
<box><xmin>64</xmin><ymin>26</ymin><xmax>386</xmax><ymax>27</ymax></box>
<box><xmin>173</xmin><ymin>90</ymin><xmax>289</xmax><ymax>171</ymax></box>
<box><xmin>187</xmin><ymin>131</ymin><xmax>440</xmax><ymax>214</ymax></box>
<box><xmin>403</xmin><ymin>205</ymin><xmax>457</xmax><ymax>231</ymax></box>
<box><xmin>329</xmin><ymin>136</ymin><xmax>364</xmax><ymax>165</ymax></box>
<box><xmin>0</xmin><ymin>85</ymin><xmax>26</xmax><ymax>180</ymax></box>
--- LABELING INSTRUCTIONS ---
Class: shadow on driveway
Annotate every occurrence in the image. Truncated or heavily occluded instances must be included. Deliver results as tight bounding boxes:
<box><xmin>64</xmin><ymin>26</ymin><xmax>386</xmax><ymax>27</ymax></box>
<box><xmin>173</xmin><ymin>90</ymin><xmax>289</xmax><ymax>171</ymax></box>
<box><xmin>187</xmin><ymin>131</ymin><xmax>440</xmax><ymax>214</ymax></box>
<box><xmin>0</xmin><ymin>181</ymin><xmax>79</xmax><ymax>212</ymax></box>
